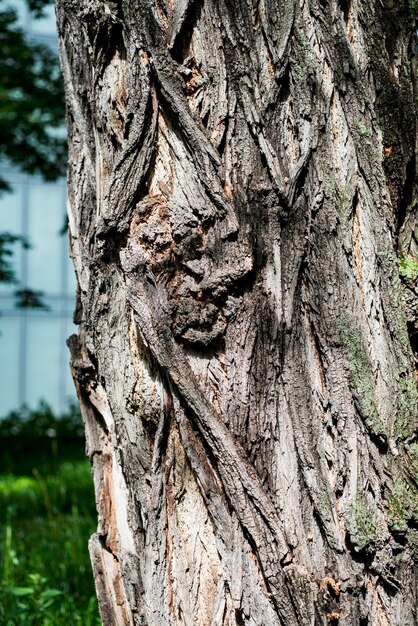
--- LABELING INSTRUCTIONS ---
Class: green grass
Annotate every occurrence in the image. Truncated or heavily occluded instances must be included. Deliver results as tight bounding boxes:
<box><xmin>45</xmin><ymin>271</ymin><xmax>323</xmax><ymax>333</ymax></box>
<box><xmin>0</xmin><ymin>405</ymin><xmax>101</xmax><ymax>625</ymax></box>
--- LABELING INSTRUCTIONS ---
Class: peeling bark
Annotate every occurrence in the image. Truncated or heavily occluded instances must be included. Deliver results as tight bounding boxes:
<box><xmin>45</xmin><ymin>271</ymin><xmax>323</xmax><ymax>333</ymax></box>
<box><xmin>58</xmin><ymin>1</ymin><xmax>418</xmax><ymax>624</ymax></box>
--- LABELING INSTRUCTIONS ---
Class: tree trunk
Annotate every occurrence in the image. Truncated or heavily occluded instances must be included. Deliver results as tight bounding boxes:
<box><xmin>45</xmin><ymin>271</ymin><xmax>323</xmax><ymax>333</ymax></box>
<box><xmin>57</xmin><ymin>0</ymin><xmax>418</xmax><ymax>624</ymax></box>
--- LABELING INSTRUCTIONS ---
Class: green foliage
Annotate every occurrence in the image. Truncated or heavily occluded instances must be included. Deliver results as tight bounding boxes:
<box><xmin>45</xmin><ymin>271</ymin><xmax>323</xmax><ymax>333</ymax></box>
<box><xmin>1</xmin><ymin>572</ymin><xmax>63</xmax><ymax>624</ymax></box>
<box><xmin>0</xmin><ymin>401</ymin><xmax>84</xmax><ymax>474</ymax></box>
<box><xmin>0</xmin><ymin>501</ymin><xmax>101</xmax><ymax>625</ymax></box>
<box><xmin>0</xmin><ymin>234</ymin><xmax>50</xmax><ymax>310</ymax></box>
<box><xmin>337</xmin><ymin>316</ymin><xmax>385</xmax><ymax>436</ymax></box>
<box><xmin>0</xmin><ymin>400</ymin><xmax>83</xmax><ymax>438</ymax></box>
<box><xmin>0</xmin><ymin>233</ymin><xmax>30</xmax><ymax>284</ymax></box>
<box><xmin>14</xmin><ymin>288</ymin><xmax>50</xmax><ymax>310</ymax></box>
<box><xmin>0</xmin><ymin>461</ymin><xmax>95</xmax><ymax>517</ymax></box>
<box><xmin>0</xmin><ymin>0</ymin><xmax>66</xmax><ymax>191</ymax></box>
<box><xmin>0</xmin><ymin>403</ymin><xmax>101</xmax><ymax>625</ymax></box>
<box><xmin>0</xmin><ymin>0</ymin><xmax>66</xmax><ymax>311</ymax></box>
<box><xmin>26</xmin><ymin>0</ymin><xmax>54</xmax><ymax>18</ymax></box>
<box><xmin>346</xmin><ymin>497</ymin><xmax>378</xmax><ymax>552</ymax></box>
<box><xmin>398</xmin><ymin>253</ymin><xmax>418</xmax><ymax>283</ymax></box>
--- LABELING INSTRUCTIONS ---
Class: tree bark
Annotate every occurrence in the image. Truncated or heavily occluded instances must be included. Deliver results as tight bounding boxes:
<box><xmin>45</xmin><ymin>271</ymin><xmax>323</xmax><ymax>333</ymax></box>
<box><xmin>57</xmin><ymin>1</ymin><xmax>418</xmax><ymax>624</ymax></box>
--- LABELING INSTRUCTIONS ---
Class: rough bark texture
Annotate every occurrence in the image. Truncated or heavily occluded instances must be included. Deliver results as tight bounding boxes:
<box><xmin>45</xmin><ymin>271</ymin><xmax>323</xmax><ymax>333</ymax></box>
<box><xmin>57</xmin><ymin>1</ymin><xmax>418</xmax><ymax>624</ymax></box>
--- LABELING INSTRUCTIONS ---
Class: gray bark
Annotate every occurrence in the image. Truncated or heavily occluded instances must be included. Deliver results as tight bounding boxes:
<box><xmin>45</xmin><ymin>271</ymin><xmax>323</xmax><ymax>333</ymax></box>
<box><xmin>57</xmin><ymin>0</ymin><xmax>418</xmax><ymax>624</ymax></box>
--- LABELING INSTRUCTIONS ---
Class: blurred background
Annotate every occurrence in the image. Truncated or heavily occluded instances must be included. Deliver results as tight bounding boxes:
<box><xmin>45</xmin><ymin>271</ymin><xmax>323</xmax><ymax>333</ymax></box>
<box><xmin>0</xmin><ymin>2</ymin><xmax>100</xmax><ymax>624</ymax></box>
<box><xmin>0</xmin><ymin>0</ymin><xmax>76</xmax><ymax>416</ymax></box>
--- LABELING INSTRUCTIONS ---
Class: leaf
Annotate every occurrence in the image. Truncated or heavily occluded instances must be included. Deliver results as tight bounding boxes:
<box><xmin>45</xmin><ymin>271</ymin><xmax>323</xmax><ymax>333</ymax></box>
<box><xmin>40</xmin><ymin>589</ymin><xmax>63</xmax><ymax>600</ymax></box>
<box><xmin>14</xmin><ymin>288</ymin><xmax>50</xmax><ymax>310</ymax></box>
<box><xmin>2</xmin><ymin>586</ymin><xmax>35</xmax><ymax>596</ymax></box>
<box><xmin>39</xmin><ymin>588</ymin><xmax>63</xmax><ymax>611</ymax></box>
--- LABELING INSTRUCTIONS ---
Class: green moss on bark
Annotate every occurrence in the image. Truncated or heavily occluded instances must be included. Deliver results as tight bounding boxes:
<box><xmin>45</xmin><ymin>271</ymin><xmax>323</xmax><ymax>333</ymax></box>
<box><xmin>398</xmin><ymin>254</ymin><xmax>418</xmax><ymax>283</ymax></box>
<box><xmin>346</xmin><ymin>498</ymin><xmax>378</xmax><ymax>552</ymax></box>
<box><xmin>392</xmin><ymin>374</ymin><xmax>418</xmax><ymax>440</ymax></box>
<box><xmin>386</xmin><ymin>478</ymin><xmax>418</xmax><ymax>534</ymax></box>
<box><xmin>337</xmin><ymin>316</ymin><xmax>385</xmax><ymax>436</ymax></box>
